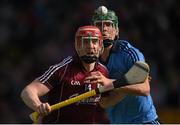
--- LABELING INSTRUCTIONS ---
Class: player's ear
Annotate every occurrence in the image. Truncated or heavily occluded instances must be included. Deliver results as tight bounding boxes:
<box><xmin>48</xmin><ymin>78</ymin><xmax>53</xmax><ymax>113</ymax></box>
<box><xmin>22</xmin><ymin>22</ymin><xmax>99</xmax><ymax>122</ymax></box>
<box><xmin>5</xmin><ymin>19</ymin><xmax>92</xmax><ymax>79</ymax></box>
<box><xmin>100</xmin><ymin>45</ymin><xmax>104</xmax><ymax>55</ymax></box>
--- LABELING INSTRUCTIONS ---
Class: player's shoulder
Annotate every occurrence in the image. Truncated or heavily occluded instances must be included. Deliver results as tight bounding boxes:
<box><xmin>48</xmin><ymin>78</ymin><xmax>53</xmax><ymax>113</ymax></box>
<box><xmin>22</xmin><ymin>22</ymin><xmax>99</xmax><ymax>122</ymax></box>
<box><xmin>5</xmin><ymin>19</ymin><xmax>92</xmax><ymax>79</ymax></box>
<box><xmin>113</xmin><ymin>39</ymin><xmax>145</xmax><ymax>61</ymax></box>
<box><xmin>114</xmin><ymin>40</ymin><xmax>141</xmax><ymax>53</ymax></box>
<box><xmin>57</xmin><ymin>56</ymin><xmax>74</xmax><ymax>66</ymax></box>
<box><xmin>49</xmin><ymin>56</ymin><xmax>74</xmax><ymax>70</ymax></box>
<box><xmin>37</xmin><ymin>56</ymin><xmax>74</xmax><ymax>83</ymax></box>
<box><xmin>114</xmin><ymin>40</ymin><xmax>135</xmax><ymax>49</ymax></box>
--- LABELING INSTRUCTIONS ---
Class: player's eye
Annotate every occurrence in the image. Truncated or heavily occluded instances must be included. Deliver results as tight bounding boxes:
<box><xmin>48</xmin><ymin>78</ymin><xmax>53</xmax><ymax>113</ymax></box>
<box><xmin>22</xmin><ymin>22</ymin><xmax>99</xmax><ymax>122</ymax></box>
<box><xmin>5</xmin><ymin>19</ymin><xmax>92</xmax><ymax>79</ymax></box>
<box><xmin>103</xmin><ymin>21</ymin><xmax>113</xmax><ymax>27</ymax></box>
<box><xmin>95</xmin><ymin>22</ymin><xmax>102</xmax><ymax>28</ymax></box>
<box><xmin>91</xmin><ymin>39</ymin><xmax>99</xmax><ymax>44</ymax></box>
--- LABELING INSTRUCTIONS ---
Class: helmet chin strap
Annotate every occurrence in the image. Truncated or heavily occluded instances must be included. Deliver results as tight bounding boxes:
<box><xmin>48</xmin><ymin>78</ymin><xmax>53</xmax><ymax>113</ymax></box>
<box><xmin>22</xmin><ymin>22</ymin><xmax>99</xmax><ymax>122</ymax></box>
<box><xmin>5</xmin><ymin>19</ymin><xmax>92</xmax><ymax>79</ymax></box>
<box><xmin>103</xmin><ymin>39</ymin><xmax>114</xmax><ymax>48</ymax></box>
<box><xmin>80</xmin><ymin>55</ymin><xmax>98</xmax><ymax>63</ymax></box>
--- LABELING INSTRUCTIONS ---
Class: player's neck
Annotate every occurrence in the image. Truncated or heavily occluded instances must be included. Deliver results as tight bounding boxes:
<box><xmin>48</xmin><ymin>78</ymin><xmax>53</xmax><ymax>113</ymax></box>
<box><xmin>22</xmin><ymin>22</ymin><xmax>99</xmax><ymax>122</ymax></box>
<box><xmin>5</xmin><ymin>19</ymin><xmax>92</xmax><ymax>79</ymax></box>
<box><xmin>100</xmin><ymin>45</ymin><xmax>112</xmax><ymax>62</ymax></box>
<box><xmin>82</xmin><ymin>62</ymin><xmax>96</xmax><ymax>72</ymax></box>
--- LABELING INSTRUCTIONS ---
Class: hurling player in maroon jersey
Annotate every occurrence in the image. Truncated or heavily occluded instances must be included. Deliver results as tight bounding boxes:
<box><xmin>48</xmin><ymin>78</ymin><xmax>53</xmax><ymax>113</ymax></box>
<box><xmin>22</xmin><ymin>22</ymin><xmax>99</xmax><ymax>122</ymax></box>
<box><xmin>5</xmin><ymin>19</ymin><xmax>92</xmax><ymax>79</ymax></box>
<box><xmin>21</xmin><ymin>26</ymin><xmax>110</xmax><ymax>123</ymax></box>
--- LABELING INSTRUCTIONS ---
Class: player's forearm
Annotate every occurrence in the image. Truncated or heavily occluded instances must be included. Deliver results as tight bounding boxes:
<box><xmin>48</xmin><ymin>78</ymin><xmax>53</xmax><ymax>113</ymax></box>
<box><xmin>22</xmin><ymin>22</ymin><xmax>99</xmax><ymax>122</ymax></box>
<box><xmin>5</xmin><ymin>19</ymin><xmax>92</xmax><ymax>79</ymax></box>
<box><xmin>21</xmin><ymin>86</ymin><xmax>42</xmax><ymax>111</ymax></box>
<box><xmin>118</xmin><ymin>81</ymin><xmax>150</xmax><ymax>96</ymax></box>
<box><xmin>99</xmin><ymin>82</ymin><xmax>150</xmax><ymax>108</ymax></box>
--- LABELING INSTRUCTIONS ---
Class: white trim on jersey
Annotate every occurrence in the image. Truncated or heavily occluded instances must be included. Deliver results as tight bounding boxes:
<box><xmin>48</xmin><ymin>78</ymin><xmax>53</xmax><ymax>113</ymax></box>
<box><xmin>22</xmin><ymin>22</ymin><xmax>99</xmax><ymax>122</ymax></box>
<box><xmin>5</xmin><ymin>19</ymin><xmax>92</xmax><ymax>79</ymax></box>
<box><xmin>37</xmin><ymin>56</ymin><xmax>73</xmax><ymax>83</ymax></box>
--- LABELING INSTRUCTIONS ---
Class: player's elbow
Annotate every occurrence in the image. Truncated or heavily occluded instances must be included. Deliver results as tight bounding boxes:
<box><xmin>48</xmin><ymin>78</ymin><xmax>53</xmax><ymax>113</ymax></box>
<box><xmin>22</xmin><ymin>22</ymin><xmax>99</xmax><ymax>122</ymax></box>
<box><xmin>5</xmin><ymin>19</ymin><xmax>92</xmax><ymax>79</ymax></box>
<box><xmin>20</xmin><ymin>87</ymin><xmax>28</xmax><ymax>101</ymax></box>
<box><xmin>21</xmin><ymin>86</ymin><xmax>34</xmax><ymax>101</ymax></box>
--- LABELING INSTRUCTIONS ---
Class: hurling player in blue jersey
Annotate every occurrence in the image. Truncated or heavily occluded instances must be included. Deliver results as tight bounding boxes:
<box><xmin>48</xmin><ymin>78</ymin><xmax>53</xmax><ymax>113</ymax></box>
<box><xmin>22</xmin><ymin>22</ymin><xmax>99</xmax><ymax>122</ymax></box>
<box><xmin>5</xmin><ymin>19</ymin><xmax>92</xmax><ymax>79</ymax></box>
<box><xmin>85</xmin><ymin>6</ymin><xmax>161</xmax><ymax>124</ymax></box>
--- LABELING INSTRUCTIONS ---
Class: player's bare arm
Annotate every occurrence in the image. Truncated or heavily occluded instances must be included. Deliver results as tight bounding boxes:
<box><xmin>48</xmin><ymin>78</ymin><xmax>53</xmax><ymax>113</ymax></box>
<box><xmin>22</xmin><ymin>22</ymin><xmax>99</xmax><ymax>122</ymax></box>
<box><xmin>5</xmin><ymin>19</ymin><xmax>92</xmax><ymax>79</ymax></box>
<box><xmin>21</xmin><ymin>79</ymin><xmax>51</xmax><ymax>116</ymax></box>
<box><xmin>101</xmin><ymin>77</ymin><xmax>150</xmax><ymax>108</ymax></box>
<box><xmin>85</xmin><ymin>71</ymin><xmax>150</xmax><ymax>108</ymax></box>
<box><xmin>85</xmin><ymin>70</ymin><xmax>150</xmax><ymax>95</ymax></box>
<box><xmin>117</xmin><ymin>76</ymin><xmax>150</xmax><ymax>96</ymax></box>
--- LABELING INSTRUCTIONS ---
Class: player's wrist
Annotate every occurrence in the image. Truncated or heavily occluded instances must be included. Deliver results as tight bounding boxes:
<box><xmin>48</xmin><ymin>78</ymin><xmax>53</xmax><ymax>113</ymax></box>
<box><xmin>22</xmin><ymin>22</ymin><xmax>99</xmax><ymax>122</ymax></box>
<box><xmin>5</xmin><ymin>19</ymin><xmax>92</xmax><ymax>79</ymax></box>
<box><xmin>112</xmin><ymin>77</ymin><xmax>128</xmax><ymax>88</ymax></box>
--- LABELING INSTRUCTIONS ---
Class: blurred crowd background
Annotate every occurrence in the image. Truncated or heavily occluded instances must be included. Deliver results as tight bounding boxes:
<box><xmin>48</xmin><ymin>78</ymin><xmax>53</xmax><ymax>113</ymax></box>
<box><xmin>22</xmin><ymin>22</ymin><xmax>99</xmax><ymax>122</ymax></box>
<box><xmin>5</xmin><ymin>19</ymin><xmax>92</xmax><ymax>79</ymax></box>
<box><xmin>0</xmin><ymin>0</ymin><xmax>180</xmax><ymax>123</ymax></box>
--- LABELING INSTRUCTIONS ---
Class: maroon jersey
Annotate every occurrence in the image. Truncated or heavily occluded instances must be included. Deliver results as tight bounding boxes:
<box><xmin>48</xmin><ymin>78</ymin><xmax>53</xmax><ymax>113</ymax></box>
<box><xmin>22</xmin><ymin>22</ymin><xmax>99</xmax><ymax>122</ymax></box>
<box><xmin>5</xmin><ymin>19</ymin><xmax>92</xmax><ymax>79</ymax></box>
<box><xmin>37</xmin><ymin>56</ymin><xmax>110</xmax><ymax>123</ymax></box>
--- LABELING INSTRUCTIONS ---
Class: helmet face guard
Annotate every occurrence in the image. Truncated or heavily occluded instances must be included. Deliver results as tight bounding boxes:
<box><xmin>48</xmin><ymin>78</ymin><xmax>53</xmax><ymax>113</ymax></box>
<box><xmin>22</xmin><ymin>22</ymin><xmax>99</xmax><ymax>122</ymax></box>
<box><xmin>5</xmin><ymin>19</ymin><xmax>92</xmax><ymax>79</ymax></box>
<box><xmin>92</xmin><ymin>6</ymin><xmax>119</xmax><ymax>47</ymax></box>
<box><xmin>75</xmin><ymin>26</ymin><xmax>103</xmax><ymax>63</ymax></box>
<box><xmin>92</xmin><ymin>6</ymin><xmax>118</xmax><ymax>30</ymax></box>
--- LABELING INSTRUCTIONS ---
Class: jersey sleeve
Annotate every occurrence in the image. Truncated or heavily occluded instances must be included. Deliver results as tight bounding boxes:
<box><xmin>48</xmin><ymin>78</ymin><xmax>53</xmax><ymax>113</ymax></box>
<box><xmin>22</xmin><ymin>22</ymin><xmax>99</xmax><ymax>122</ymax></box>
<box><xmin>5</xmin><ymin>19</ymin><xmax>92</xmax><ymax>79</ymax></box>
<box><xmin>125</xmin><ymin>47</ymin><xmax>145</xmax><ymax>70</ymax></box>
<box><xmin>36</xmin><ymin>56</ymin><xmax>73</xmax><ymax>89</ymax></box>
<box><xmin>36</xmin><ymin>64</ymin><xmax>61</xmax><ymax>89</ymax></box>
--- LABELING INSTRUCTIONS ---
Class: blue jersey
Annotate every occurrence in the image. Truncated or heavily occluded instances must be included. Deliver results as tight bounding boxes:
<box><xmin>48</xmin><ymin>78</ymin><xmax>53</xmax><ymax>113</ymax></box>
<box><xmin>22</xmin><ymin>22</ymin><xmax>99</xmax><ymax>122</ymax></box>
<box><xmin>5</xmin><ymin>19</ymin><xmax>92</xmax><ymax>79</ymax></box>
<box><xmin>103</xmin><ymin>40</ymin><xmax>158</xmax><ymax>123</ymax></box>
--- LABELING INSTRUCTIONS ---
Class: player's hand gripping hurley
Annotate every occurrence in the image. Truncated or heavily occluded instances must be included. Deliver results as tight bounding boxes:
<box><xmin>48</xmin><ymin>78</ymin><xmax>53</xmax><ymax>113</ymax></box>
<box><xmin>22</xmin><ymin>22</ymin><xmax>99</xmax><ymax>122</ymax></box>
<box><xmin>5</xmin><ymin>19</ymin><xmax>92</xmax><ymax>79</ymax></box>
<box><xmin>29</xmin><ymin>61</ymin><xmax>150</xmax><ymax>123</ymax></box>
